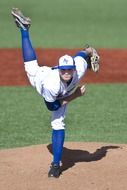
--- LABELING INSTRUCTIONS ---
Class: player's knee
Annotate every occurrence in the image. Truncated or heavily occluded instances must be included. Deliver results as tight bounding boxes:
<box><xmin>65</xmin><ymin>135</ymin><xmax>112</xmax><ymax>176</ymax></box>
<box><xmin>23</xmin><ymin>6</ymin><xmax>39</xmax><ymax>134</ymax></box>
<box><xmin>51</xmin><ymin>120</ymin><xmax>65</xmax><ymax>130</ymax></box>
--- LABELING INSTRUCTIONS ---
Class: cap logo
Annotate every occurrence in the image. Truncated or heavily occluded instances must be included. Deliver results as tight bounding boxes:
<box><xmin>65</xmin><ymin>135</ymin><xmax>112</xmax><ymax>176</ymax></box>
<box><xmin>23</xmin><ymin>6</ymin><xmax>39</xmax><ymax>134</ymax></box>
<box><xmin>51</xmin><ymin>55</ymin><xmax>75</xmax><ymax>70</ymax></box>
<box><xmin>63</xmin><ymin>58</ymin><xmax>69</xmax><ymax>65</ymax></box>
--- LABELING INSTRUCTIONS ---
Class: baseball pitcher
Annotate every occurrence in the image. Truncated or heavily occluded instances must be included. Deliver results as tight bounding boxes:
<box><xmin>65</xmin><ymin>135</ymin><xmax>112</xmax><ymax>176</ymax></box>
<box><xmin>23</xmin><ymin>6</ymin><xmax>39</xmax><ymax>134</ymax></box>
<box><xmin>11</xmin><ymin>8</ymin><xmax>100</xmax><ymax>178</ymax></box>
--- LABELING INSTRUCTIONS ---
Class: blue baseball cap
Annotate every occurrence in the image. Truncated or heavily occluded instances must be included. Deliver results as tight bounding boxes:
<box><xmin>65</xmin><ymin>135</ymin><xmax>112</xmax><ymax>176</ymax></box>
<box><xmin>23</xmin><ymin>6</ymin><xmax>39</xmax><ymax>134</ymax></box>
<box><xmin>52</xmin><ymin>55</ymin><xmax>76</xmax><ymax>70</ymax></box>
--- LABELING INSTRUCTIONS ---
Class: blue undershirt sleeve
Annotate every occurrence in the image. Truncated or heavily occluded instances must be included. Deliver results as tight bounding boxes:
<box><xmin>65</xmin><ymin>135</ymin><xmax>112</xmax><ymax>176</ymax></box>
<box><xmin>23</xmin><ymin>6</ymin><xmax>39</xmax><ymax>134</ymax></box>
<box><xmin>73</xmin><ymin>51</ymin><xmax>88</xmax><ymax>60</ymax></box>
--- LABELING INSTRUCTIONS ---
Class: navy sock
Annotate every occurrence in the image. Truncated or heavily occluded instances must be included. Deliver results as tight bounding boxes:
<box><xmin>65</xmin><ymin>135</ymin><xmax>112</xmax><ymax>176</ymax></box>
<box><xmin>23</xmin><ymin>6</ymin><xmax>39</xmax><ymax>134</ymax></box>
<box><xmin>52</xmin><ymin>129</ymin><xmax>65</xmax><ymax>165</ymax></box>
<box><xmin>20</xmin><ymin>29</ymin><xmax>36</xmax><ymax>62</ymax></box>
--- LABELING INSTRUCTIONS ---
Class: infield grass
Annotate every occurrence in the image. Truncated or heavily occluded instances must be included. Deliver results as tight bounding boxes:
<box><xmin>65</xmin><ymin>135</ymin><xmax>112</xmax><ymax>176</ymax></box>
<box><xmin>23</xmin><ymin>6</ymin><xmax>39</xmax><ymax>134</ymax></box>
<box><xmin>0</xmin><ymin>84</ymin><xmax>127</xmax><ymax>149</ymax></box>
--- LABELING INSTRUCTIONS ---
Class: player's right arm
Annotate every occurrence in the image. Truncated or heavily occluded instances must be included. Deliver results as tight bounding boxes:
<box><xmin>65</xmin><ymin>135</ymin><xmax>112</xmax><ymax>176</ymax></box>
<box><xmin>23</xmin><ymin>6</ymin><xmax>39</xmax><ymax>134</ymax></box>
<box><xmin>44</xmin><ymin>85</ymin><xmax>86</xmax><ymax>111</ymax></box>
<box><xmin>59</xmin><ymin>85</ymin><xmax>86</xmax><ymax>106</ymax></box>
<box><xmin>43</xmin><ymin>84</ymin><xmax>86</xmax><ymax>111</ymax></box>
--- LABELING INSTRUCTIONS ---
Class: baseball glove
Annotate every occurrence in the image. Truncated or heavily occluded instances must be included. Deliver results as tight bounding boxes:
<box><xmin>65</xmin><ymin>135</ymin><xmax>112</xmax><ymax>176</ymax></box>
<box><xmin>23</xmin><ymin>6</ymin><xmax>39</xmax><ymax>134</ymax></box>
<box><xmin>84</xmin><ymin>45</ymin><xmax>100</xmax><ymax>72</ymax></box>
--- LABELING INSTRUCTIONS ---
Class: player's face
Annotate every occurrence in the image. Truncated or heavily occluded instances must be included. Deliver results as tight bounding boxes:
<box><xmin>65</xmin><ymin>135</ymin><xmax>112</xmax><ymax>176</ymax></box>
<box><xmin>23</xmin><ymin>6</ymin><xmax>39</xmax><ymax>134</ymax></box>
<box><xmin>59</xmin><ymin>69</ymin><xmax>75</xmax><ymax>82</ymax></box>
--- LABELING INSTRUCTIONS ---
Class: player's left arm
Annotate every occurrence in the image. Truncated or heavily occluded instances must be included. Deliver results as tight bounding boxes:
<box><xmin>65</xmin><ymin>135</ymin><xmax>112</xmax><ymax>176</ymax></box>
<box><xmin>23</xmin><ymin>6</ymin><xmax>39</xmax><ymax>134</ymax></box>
<box><xmin>74</xmin><ymin>45</ymin><xmax>100</xmax><ymax>72</ymax></box>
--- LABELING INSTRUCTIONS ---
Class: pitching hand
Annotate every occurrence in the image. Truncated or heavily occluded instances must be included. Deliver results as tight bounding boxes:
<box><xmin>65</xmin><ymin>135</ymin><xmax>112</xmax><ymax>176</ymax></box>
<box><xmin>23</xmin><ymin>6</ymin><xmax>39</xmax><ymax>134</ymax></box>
<box><xmin>75</xmin><ymin>85</ymin><xmax>86</xmax><ymax>97</ymax></box>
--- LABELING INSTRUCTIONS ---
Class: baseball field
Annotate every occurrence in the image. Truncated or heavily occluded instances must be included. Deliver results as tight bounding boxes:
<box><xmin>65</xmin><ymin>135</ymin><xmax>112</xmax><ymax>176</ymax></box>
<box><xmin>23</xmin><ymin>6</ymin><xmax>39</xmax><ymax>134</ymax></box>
<box><xmin>0</xmin><ymin>0</ymin><xmax>127</xmax><ymax>189</ymax></box>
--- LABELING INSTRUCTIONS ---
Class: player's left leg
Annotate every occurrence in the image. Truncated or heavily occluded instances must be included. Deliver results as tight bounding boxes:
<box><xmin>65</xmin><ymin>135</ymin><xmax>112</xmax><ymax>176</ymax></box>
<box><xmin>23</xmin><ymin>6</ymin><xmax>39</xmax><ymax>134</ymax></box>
<box><xmin>20</xmin><ymin>29</ymin><xmax>37</xmax><ymax>62</ymax></box>
<box><xmin>11</xmin><ymin>8</ymin><xmax>36</xmax><ymax>62</ymax></box>
<box><xmin>48</xmin><ymin>105</ymin><xmax>67</xmax><ymax>178</ymax></box>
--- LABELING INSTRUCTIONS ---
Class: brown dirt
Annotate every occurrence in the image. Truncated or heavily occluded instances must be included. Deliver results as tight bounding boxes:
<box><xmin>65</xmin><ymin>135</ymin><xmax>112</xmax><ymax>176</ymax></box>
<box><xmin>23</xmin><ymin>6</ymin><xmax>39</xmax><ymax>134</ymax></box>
<box><xmin>0</xmin><ymin>48</ymin><xmax>127</xmax><ymax>189</ymax></box>
<box><xmin>1</xmin><ymin>48</ymin><xmax>127</xmax><ymax>85</ymax></box>
<box><xmin>0</xmin><ymin>142</ymin><xmax>127</xmax><ymax>190</ymax></box>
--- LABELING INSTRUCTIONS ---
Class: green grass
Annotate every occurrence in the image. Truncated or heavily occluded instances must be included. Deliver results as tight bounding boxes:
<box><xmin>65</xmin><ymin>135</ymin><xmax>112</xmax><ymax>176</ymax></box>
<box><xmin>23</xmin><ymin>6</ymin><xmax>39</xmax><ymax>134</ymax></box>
<box><xmin>0</xmin><ymin>87</ymin><xmax>51</xmax><ymax>148</ymax></box>
<box><xmin>0</xmin><ymin>84</ymin><xmax>127</xmax><ymax>149</ymax></box>
<box><xmin>67</xmin><ymin>84</ymin><xmax>127</xmax><ymax>143</ymax></box>
<box><xmin>0</xmin><ymin>0</ymin><xmax>127</xmax><ymax>149</ymax></box>
<box><xmin>0</xmin><ymin>0</ymin><xmax>127</xmax><ymax>48</ymax></box>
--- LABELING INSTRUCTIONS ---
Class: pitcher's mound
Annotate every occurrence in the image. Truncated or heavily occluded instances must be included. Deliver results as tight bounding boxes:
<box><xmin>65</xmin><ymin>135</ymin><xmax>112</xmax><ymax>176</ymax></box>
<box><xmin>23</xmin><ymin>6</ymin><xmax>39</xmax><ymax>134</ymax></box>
<box><xmin>0</xmin><ymin>142</ymin><xmax>127</xmax><ymax>190</ymax></box>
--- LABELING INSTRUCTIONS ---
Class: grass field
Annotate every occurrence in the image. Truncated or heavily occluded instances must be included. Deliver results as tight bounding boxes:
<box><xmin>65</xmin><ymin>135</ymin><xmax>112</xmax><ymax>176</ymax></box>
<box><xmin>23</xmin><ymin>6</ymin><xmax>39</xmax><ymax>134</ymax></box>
<box><xmin>0</xmin><ymin>0</ymin><xmax>127</xmax><ymax>48</ymax></box>
<box><xmin>0</xmin><ymin>84</ymin><xmax>127</xmax><ymax>149</ymax></box>
<box><xmin>0</xmin><ymin>0</ymin><xmax>127</xmax><ymax>149</ymax></box>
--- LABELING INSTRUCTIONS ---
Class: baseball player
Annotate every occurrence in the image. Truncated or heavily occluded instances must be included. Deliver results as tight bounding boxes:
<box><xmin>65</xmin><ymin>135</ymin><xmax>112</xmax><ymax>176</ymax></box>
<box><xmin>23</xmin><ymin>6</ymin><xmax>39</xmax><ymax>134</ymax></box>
<box><xmin>11</xmin><ymin>8</ymin><xmax>100</xmax><ymax>178</ymax></box>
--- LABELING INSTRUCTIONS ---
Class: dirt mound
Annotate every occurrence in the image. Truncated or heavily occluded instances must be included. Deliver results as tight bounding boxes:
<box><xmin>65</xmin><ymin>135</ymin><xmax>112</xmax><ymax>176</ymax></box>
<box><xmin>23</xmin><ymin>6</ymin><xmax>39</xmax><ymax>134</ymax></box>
<box><xmin>0</xmin><ymin>142</ymin><xmax>126</xmax><ymax>190</ymax></box>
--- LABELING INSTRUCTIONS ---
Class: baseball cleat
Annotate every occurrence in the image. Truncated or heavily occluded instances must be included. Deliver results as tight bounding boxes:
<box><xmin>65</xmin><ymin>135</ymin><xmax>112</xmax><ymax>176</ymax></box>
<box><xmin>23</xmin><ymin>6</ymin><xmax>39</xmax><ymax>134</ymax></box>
<box><xmin>48</xmin><ymin>163</ymin><xmax>61</xmax><ymax>178</ymax></box>
<box><xmin>11</xmin><ymin>8</ymin><xmax>31</xmax><ymax>30</ymax></box>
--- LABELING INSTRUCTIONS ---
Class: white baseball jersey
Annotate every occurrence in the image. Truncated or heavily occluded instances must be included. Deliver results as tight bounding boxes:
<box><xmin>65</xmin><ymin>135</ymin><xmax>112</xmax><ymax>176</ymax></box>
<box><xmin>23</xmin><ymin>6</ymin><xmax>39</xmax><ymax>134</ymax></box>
<box><xmin>24</xmin><ymin>55</ymin><xmax>87</xmax><ymax>130</ymax></box>
<box><xmin>24</xmin><ymin>56</ymin><xmax>87</xmax><ymax>102</ymax></box>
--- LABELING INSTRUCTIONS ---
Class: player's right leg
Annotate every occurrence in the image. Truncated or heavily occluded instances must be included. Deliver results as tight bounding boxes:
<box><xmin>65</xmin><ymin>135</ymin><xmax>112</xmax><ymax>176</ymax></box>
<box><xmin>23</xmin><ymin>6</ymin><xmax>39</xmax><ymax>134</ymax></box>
<box><xmin>11</xmin><ymin>8</ymin><xmax>39</xmax><ymax>87</ymax></box>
